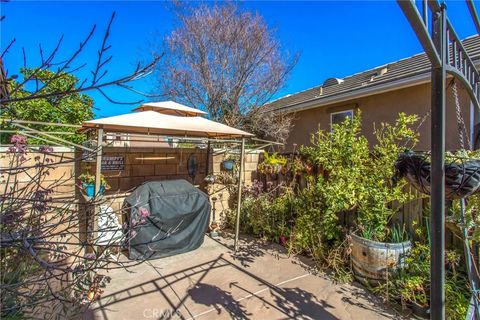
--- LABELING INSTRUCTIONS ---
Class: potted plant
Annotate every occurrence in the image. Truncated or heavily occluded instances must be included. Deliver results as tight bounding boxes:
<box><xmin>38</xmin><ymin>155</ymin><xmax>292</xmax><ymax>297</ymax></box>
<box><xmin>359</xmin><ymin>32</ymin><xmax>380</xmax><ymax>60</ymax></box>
<box><xmin>258</xmin><ymin>152</ymin><xmax>287</xmax><ymax>177</ymax></box>
<box><xmin>216</xmin><ymin>172</ymin><xmax>237</xmax><ymax>185</ymax></box>
<box><xmin>348</xmin><ymin>113</ymin><xmax>418</xmax><ymax>284</ymax></box>
<box><xmin>395</xmin><ymin>149</ymin><xmax>480</xmax><ymax>200</ymax></box>
<box><xmin>304</xmin><ymin>162</ymin><xmax>314</xmax><ymax>176</ymax></box>
<box><xmin>371</xmin><ymin>243</ymin><xmax>430</xmax><ymax>318</ymax></box>
<box><xmin>300</xmin><ymin>112</ymin><xmax>419</xmax><ymax>284</ymax></box>
<box><xmin>373</xmin><ymin>239</ymin><xmax>468</xmax><ymax>319</ymax></box>
<box><xmin>289</xmin><ymin>157</ymin><xmax>306</xmax><ymax>177</ymax></box>
<box><xmin>79</xmin><ymin>172</ymin><xmax>109</xmax><ymax>197</ymax></box>
<box><xmin>221</xmin><ymin>155</ymin><xmax>237</xmax><ymax>171</ymax></box>
<box><xmin>349</xmin><ymin>224</ymin><xmax>412</xmax><ymax>285</ymax></box>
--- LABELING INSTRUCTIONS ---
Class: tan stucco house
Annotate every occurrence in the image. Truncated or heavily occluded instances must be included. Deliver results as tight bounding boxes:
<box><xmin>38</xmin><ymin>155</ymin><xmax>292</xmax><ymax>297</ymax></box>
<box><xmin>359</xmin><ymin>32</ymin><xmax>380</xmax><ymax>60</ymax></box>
<box><xmin>267</xmin><ymin>35</ymin><xmax>480</xmax><ymax>152</ymax></box>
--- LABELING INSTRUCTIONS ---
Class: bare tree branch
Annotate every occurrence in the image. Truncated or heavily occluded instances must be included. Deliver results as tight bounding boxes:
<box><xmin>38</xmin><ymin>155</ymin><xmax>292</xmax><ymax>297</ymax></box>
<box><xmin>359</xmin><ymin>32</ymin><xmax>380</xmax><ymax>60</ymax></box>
<box><xmin>1</xmin><ymin>38</ymin><xmax>15</xmax><ymax>59</ymax></box>
<box><xmin>153</xmin><ymin>3</ymin><xmax>298</xmax><ymax>143</ymax></box>
<box><xmin>1</xmin><ymin>10</ymin><xmax>161</xmax><ymax>109</ymax></box>
<box><xmin>0</xmin><ymin>9</ymin><xmax>165</xmax><ymax>318</ymax></box>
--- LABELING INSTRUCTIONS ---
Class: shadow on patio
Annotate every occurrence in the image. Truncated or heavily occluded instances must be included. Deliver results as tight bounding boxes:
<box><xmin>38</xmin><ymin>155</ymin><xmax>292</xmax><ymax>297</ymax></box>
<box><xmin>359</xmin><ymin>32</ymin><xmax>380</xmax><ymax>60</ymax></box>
<box><xmin>90</xmin><ymin>236</ymin><xmax>395</xmax><ymax>320</ymax></box>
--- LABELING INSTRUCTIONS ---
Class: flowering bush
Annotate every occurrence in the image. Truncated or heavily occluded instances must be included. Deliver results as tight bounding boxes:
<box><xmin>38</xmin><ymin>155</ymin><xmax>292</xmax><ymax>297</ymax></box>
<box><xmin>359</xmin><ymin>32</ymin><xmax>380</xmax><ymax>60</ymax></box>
<box><xmin>0</xmin><ymin>135</ymin><xmax>134</xmax><ymax>317</ymax></box>
<box><xmin>7</xmin><ymin>135</ymin><xmax>28</xmax><ymax>161</ymax></box>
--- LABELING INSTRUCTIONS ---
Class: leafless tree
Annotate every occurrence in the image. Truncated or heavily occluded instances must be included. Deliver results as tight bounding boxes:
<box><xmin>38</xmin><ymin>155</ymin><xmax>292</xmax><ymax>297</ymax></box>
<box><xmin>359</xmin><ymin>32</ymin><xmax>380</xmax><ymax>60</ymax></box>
<box><xmin>154</xmin><ymin>3</ymin><xmax>298</xmax><ymax>144</ymax></box>
<box><xmin>0</xmin><ymin>11</ymin><xmax>167</xmax><ymax>319</ymax></box>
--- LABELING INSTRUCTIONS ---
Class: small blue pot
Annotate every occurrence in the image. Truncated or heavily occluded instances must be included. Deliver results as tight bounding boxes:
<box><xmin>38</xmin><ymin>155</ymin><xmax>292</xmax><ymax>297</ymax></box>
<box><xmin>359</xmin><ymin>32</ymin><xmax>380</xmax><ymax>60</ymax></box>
<box><xmin>222</xmin><ymin>160</ymin><xmax>235</xmax><ymax>171</ymax></box>
<box><xmin>84</xmin><ymin>184</ymin><xmax>105</xmax><ymax>197</ymax></box>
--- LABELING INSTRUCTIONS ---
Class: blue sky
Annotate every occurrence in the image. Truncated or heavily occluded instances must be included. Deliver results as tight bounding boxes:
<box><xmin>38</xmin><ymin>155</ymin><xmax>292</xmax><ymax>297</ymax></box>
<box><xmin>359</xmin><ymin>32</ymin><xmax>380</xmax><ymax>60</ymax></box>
<box><xmin>1</xmin><ymin>1</ymin><xmax>478</xmax><ymax>118</ymax></box>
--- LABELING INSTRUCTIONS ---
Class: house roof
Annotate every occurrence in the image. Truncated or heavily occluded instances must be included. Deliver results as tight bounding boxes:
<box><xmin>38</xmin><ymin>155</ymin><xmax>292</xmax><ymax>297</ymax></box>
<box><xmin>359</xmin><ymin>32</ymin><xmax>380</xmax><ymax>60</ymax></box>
<box><xmin>266</xmin><ymin>35</ymin><xmax>480</xmax><ymax>113</ymax></box>
<box><xmin>82</xmin><ymin>110</ymin><xmax>253</xmax><ymax>138</ymax></box>
<box><xmin>133</xmin><ymin>101</ymin><xmax>207</xmax><ymax>116</ymax></box>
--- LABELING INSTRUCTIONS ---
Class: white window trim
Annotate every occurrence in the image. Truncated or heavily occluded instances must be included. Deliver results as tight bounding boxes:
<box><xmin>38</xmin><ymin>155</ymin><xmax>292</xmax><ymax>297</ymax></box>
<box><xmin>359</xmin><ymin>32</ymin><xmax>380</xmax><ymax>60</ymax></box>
<box><xmin>330</xmin><ymin>109</ymin><xmax>354</xmax><ymax>129</ymax></box>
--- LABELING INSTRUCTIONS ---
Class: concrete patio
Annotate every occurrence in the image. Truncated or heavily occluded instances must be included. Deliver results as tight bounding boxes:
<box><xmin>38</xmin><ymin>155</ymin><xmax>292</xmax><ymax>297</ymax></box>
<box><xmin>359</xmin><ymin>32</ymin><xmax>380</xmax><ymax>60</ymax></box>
<box><xmin>90</xmin><ymin>235</ymin><xmax>399</xmax><ymax>319</ymax></box>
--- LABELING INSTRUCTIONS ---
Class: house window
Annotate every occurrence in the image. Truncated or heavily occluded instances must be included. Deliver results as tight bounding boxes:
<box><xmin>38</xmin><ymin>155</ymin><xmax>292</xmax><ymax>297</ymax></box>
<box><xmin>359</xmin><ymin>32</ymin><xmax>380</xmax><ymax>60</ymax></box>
<box><xmin>330</xmin><ymin>110</ymin><xmax>353</xmax><ymax>128</ymax></box>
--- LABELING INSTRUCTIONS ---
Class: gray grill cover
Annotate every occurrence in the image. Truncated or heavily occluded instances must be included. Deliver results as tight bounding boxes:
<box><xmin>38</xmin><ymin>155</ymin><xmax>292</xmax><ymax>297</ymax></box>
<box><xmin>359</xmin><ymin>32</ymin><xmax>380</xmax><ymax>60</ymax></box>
<box><xmin>124</xmin><ymin>180</ymin><xmax>211</xmax><ymax>260</ymax></box>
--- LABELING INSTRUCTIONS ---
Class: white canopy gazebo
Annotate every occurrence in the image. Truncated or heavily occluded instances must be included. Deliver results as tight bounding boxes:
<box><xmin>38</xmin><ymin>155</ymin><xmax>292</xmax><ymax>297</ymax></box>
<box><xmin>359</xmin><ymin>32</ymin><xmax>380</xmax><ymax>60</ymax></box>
<box><xmin>132</xmin><ymin>101</ymin><xmax>207</xmax><ymax>116</ymax></box>
<box><xmin>82</xmin><ymin>110</ymin><xmax>250</xmax><ymax>138</ymax></box>
<box><xmin>81</xmin><ymin>101</ymin><xmax>253</xmax><ymax>251</ymax></box>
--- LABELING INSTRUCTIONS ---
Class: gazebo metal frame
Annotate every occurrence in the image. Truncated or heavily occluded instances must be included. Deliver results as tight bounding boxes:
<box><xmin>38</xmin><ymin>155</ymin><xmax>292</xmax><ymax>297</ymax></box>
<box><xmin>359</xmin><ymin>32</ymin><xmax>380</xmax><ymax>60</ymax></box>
<box><xmin>2</xmin><ymin>116</ymin><xmax>281</xmax><ymax>253</ymax></box>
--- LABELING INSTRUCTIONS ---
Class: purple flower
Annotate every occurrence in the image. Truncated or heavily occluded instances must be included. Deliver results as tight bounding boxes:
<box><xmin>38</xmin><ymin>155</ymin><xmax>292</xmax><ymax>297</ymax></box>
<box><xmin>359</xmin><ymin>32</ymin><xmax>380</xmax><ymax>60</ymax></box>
<box><xmin>130</xmin><ymin>230</ymin><xmax>137</xmax><ymax>238</ymax></box>
<box><xmin>39</xmin><ymin>146</ymin><xmax>53</xmax><ymax>153</ymax></box>
<box><xmin>84</xmin><ymin>253</ymin><xmax>96</xmax><ymax>260</ymax></box>
<box><xmin>11</xmin><ymin>135</ymin><xmax>27</xmax><ymax>144</ymax></box>
<box><xmin>8</xmin><ymin>135</ymin><xmax>28</xmax><ymax>157</ymax></box>
<box><xmin>244</xmin><ymin>179</ymin><xmax>265</xmax><ymax>197</ymax></box>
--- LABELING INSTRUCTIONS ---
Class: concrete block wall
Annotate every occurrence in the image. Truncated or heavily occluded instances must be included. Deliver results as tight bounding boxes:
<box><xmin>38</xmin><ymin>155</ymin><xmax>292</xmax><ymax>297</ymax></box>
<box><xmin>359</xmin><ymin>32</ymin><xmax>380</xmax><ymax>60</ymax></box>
<box><xmin>78</xmin><ymin>147</ymin><xmax>209</xmax><ymax>193</ymax></box>
<box><xmin>77</xmin><ymin>147</ymin><xmax>210</xmax><ymax>226</ymax></box>
<box><xmin>1</xmin><ymin>147</ymin><xmax>79</xmax><ymax>255</ymax></box>
<box><xmin>1</xmin><ymin>145</ymin><xmax>260</xmax><ymax>232</ymax></box>
<box><xmin>207</xmin><ymin>149</ymin><xmax>262</xmax><ymax>223</ymax></box>
<box><xmin>0</xmin><ymin>147</ymin><xmax>76</xmax><ymax>198</ymax></box>
<box><xmin>78</xmin><ymin>147</ymin><xmax>261</xmax><ymax>224</ymax></box>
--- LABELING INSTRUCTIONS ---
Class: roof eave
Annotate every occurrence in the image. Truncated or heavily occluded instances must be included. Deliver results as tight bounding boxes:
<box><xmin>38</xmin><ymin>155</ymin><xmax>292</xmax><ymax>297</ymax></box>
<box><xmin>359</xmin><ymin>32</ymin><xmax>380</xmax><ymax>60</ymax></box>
<box><xmin>273</xmin><ymin>55</ymin><xmax>480</xmax><ymax>115</ymax></box>
<box><xmin>275</xmin><ymin>73</ymin><xmax>430</xmax><ymax>114</ymax></box>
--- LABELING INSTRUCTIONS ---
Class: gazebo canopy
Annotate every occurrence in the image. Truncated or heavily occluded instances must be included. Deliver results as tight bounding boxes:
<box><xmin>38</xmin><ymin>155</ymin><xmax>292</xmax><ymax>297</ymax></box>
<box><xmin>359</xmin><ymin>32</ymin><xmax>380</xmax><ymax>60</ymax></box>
<box><xmin>81</xmin><ymin>101</ymin><xmax>260</xmax><ymax>253</ymax></box>
<box><xmin>133</xmin><ymin>101</ymin><xmax>207</xmax><ymax>117</ymax></box>
<box><xmin>82</xmin><ymin>102</ymin><xmax>252</xmax><ymax>138</ymax></box>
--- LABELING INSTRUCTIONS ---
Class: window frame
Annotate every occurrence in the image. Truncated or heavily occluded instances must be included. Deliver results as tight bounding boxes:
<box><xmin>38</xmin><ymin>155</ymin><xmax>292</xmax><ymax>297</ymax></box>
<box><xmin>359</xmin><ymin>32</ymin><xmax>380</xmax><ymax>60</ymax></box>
<box><xmin>330</xmin><ymin>109</ymin><xmax>354</xmax><ymax>129</ymax></box>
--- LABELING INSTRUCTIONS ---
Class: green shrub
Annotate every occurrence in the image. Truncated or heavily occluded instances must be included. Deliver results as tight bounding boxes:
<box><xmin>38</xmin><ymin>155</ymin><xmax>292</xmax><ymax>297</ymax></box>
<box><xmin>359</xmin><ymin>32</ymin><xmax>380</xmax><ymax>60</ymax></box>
<box><xmin>285</xmin><ymin>112</ymin><xmax>418</xmax><ymax>281</ymax></box>
<box><xmin>298</xmin><ymin>111</ymin><xmax>418</xmax><ymax>242</ymax></box>
<box><xmin>373</xmin><ymin>243</ymin><xmax>469</xmax><ymax>319</ymax></box>
<box><xmin>224</xmin><ymin>186</ymin><xmax>294</xmax><ymax>242</ymax></box>
<box><xmin>289</xmin><ymin>178</ymin><xmax>335</xmax><ymax>247</ymax></box>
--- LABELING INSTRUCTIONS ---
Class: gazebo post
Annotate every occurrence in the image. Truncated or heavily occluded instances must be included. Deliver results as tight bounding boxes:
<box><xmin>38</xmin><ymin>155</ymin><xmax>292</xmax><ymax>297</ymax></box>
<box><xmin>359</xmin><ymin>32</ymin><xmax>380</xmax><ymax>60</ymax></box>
<box><xmin>93</xmin><ymin>128</ymin><xmax>104</xmax><ymax>246</ymax></box>
<box><xmin>234</xmin><ymin>137</ymin><xmax>245</xmax><ymax>252</ymax></box>
<box><xmin>205</xmin><ymin>140</ymin><xmax>211</xmax><ymax>175</ymax></box>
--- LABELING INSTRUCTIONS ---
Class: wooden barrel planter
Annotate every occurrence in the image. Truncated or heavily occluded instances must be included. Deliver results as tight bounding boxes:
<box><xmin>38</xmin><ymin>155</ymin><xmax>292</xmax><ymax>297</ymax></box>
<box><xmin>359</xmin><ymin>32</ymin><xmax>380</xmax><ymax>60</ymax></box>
<box><xmin>350</xmin><ymin>233</ymin><xmax>411</xmax><ymax>285</ymax></box>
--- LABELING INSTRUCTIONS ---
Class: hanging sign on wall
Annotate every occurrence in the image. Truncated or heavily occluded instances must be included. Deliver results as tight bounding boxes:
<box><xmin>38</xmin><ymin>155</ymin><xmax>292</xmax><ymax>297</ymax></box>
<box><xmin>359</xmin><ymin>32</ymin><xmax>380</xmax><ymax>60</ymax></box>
<box><xmin>101</xmin><ymin>156</ymin><xmax>125</xmax><ymax>171</ymax></box>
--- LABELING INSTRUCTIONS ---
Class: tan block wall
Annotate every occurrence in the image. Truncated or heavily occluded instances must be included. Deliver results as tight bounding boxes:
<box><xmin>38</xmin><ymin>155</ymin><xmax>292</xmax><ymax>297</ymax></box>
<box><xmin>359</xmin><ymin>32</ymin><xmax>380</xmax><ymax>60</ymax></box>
<box><xmin>1</xmin><ymin>145</ymin><xmax>260</xmax><ymax>238</ymax></box>
<box><xmin>84</xmin><ymin>147</ymin><xmax>262</xmax><ymax>225</ymax></box>
<box><xmin>0</xmin><ymin>147</ymin><xmax>80</xmax><ymax>256</ymax></box>
<box><xmin>78</xmin><ymin>147</ymin><xmax>209</xmax><ymax>194</ymax></box>
<box><xmin>77</xmin><ymin>147</ymin><xmax>210</xmax><ymax>226</ymax></box>
<box><xmin>207</xmin><ymin>149</ymin><xmax>261</xmax><ymax>223</ymax></box>
<box><xmin>284</xmin><ymin>82</ymin><xmax>474</xmax><ymax>152</ymax></box>
<box><xmin>0</xmin><ymin>147</ymin><xmax>76</xmax><ymax>198</ymax></box>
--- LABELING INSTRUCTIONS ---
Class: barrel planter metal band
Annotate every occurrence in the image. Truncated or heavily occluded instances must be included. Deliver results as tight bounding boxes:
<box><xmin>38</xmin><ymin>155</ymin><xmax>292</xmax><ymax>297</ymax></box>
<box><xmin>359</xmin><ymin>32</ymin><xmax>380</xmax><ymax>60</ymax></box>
<box><xmin>350</xmin><ymin>233</ymin><xmax>412</xmax><ymax>284</ymax></box>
